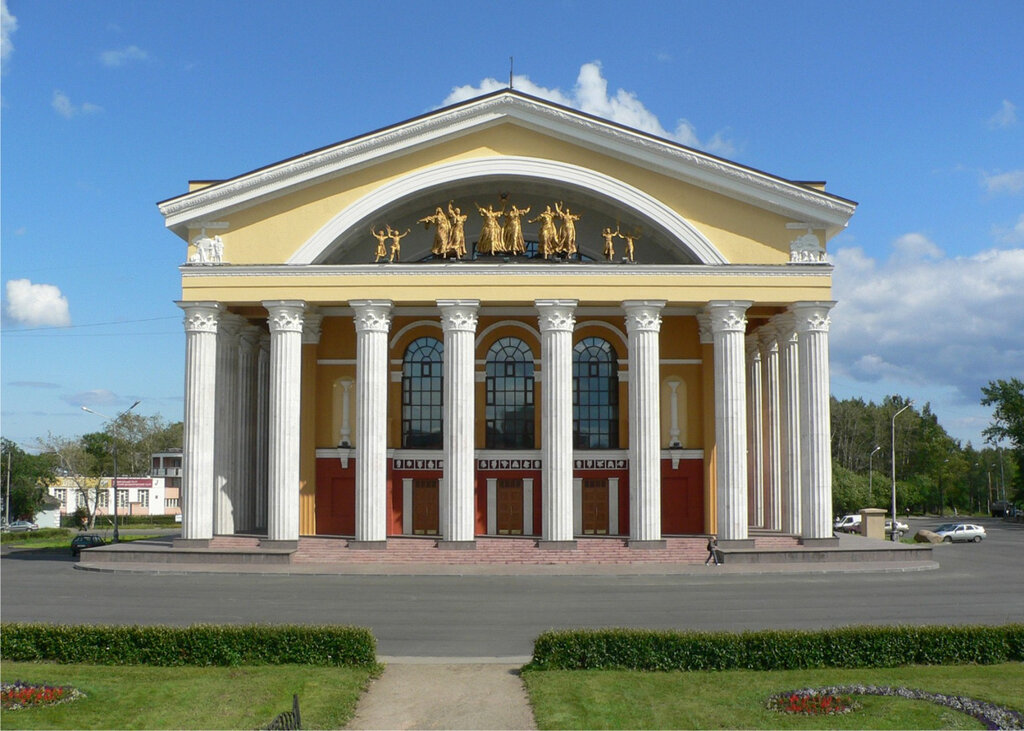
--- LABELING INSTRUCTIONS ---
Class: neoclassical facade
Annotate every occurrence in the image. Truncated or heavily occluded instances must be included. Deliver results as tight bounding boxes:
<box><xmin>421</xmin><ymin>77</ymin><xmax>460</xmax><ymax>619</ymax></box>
<box><xmin>159</xmin><ymin>90</ymin><xmax>855</xmax><ymax>551</ymax></box>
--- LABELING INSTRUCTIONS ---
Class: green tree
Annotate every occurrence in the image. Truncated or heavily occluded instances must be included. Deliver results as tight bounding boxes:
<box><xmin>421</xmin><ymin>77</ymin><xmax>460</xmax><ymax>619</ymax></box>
<box><xmin>1</xmin><ymin>438</ymin><xmax>58</xmax><ymax>522</ymax></box>
<box><xmin>981</xmin><ymin>378</ymin><xmax>1024</xmax><ymax>502</ymax></box>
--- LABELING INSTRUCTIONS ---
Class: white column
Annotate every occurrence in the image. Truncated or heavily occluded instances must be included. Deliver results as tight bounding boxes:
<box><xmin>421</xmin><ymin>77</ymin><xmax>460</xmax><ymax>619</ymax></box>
<box><xmin>213</xmin><ymin>314</ymin><xmax>241</xmax><ymax>535</ymax></box>
<box><xmin>759</xmin><ymin>326</ymin><xmax>782</xmax><ymax>531</ymax></box>
<box><xmin>775</xmin><ymin>314</ymin><xmax>802</xmax><ymax>535</ymax></box>
<box><xmin>745</xmin><ymin>336</ymin><xmax>764</xmax><ymax>528</ymax></box>
<box><xmin>177</xmin><ymin>302</ymin><xmax>221</xmax><ymax>543</ymax></box>
<box><xmin>707</xmin><ymin>301</ymin><xmax>752</xmax><ymax>542</ymax></box>
<box><xmin>338</xmin><ymin>379</ymin><xmax>353</xmax><ymax>447</ymax></box>
<box><xmin>794</xmin><ymin>301</ymin><xmax>836</xmax><ymax>541</ymax></box>
<box><xmin>624</xmin><ymin>300</ymin><xmax>666</xmax><ymax>545</ymax></box>
<box><xmin>667</xmin><ymin>380</ymin><xmax>682</xmax><ymax>447</ymax></box>
<box><xmin>255</xmin><ymin>334</ymin><xmax>270</xmax><ymax>530</ymax></box>
<box><xmin>536</xmin><ymin>299</ymin><xmax>577</xmax><ymax>545</ymax></box>
<box><xmin>235</xmin><ymin>325</ymin><xmax>259</xmax><ymax>532</ymax></box>
<box><xmin>350</xmin><ymin>300</ymin><xmax>393</xmax><ymax>544</ymax></box>
<box><xmin>264</xmin><ymin>300</ymin><xmax>306</xmax><ymax>544</ymax></box>
<box><xmin>438</xmin><ymin>299</ymin><xmax>479</xmax><ymax>545</ymax></box>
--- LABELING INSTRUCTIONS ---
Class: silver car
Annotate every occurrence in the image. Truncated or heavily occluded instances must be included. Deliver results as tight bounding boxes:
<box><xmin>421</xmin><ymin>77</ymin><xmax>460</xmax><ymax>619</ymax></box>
<box><xmin>934</xmin><ymin>523</ymin><xmax>986</xmax><ymax>543</ymax></box>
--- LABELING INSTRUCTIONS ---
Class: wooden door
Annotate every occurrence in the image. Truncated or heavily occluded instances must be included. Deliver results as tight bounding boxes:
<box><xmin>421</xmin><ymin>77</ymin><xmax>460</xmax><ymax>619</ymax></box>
<box><xmin>581</xmin><ymin>479</ymin><xmax>609</xmax><ymax>535</ymax></box>
<box><xmin>412</xmin><ymin>479</ymin><xmax>439</xmax><ymax>535</ymax></box>
<box><xmin>496</xmin><ymin>479</ymin><xmax>524</xmax><ymax>535</ymax></box>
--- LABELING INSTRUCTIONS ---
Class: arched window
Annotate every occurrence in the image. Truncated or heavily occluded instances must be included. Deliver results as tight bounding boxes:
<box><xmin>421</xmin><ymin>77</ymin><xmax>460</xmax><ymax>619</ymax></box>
<box><xmin>402</xmin><ymin>337</ymin><xmax>443</xmax><ymax>449</ymax></box>
<box><xmin>485</xmin><ymin>337</ymin><xmax>535</xmax><ymax>449</ymax></box>
<box><xmin>573</xmin><ymin>337</ymin><xmax>619</xmax><ymax>449</ymax></box>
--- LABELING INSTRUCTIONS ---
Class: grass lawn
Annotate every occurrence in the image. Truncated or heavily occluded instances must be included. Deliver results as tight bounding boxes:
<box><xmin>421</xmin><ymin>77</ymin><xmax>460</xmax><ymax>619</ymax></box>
<box><xmin>1</xmin><ymin>532</ymin><xmax>159</xmax><ymax>551</ymax></box>
<box><xmin>0</xmin><ymin>662</ymin><xmax>379</xmax><ymax>730</ymax></box>
<box><xmin>522</xmin><ymin>662</ymin><xmax>1024</xmax><ymax>730</ymax></box>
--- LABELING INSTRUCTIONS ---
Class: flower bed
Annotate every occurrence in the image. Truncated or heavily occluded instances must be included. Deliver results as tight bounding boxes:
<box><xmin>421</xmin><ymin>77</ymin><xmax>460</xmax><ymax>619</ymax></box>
<box><xmin>1</xmin><ymin>681</ymin><xmax>85</xmax><ymax>710</ymax></box>
<box><xmin>769</xmin><ymin>685</ymin><xmax>1024</xmax><ymax>730</ymax></box>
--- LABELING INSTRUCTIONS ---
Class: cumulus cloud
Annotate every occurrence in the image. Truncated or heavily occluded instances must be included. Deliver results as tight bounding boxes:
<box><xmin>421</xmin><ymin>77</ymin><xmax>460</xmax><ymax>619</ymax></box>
<box><xmin>443</xmin><ymin>61</ymin><xmax>736</xmax><ymax>156</ymax></box>
<box><xmin>830</xmin><ymin>236</ymin><xmax>1024</xmax><ymax>403</ymax></box>
<box><xmin>99</xmin><ymin>45</ymin><xmax>148</xmax><ymax>67</ymax></box>
<box><xmin>993</xmin><ymin>213</ymin><xmax>1024</xmax><ymax>245</ymax></box>
<box><xmin>52</xmin><ymin>90</ymin><xmax>102</xmax><ymax>118</ymax></box>
<box><xmin>982</xmin><ymin>169</ymin><xmax>1024</xmax><ymax>195</ymax></box>
<box><xmin>4</xmin><ymin>279</ymin><xmax>72</xmax><ymax>327</ymax></box>
<box><xmin>988</xmin><ymin>99</ymin><xmax>1018</xmax><ymax>129</ymax></box>
<box><xmin>0</xmin><ymin>0</ymin><xmax>15</xmax><ymax>65</ymax></box>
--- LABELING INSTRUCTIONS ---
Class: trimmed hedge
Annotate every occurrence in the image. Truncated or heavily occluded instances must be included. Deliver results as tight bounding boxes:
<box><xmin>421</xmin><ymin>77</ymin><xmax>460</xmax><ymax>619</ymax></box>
<box><xmin>530</xmin><ymin>625</ymin><xmax>1024</xmax><ymax>671</ymax></box>
<box><xmin>0</xmin><ymin>623</ymin><xmax>377</xmax><ymax>667</ymax></box>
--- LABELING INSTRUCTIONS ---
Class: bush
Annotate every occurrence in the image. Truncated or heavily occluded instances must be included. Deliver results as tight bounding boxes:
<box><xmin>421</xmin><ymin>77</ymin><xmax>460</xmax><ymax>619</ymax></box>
<box><xmin>0</xmin><ymin>623</ymin><xmax>377</xmax><ymax>667</ymax></box>
<box><xmin>529</xmin><ymin>625</ymin><xmax>1024</xmax><ymax>671</ymax></box>
<box><xmin>0</xmin><ymin>528</ymin><xmax>70</xmax><ymax>544</ymax></box>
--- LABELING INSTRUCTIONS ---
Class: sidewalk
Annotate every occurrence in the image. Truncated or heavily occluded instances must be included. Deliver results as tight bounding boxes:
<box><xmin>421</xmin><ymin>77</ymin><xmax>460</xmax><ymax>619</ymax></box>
<box><xmin>347</xmin><ymin>660</ymin><xmax>536</xmax><ymax>730</ymax></box>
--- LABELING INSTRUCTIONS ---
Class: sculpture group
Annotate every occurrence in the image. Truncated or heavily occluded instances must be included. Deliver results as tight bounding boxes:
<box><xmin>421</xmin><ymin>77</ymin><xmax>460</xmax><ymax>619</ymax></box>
<box><xmin>371</xmin><ymin>225</ymin><xmax>410</xmax><ymax>263</ymax></box>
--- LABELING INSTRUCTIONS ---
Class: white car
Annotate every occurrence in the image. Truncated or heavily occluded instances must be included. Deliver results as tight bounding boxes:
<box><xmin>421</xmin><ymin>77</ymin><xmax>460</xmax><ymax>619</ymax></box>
<box><xmin>934</xmin><ymin>523</ymin><xmax>986</xmax><ymax>543</ymax></box>
<box><xmin>885</xmin><ymin>519</ymin><xmax>910</xmax><ymax>537</ymax></box>
<box><xmin>833</xmin><ymin>515</ymin><xmax>861</xmax><ymax>533</ymax></box>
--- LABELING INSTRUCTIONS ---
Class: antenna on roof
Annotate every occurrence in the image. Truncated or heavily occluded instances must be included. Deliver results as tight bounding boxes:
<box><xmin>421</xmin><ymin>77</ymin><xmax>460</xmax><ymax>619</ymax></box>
<box><xmin>509</xmin><ymin>56</ymin><xmax>514</xmax><ymax>89</ymax></box>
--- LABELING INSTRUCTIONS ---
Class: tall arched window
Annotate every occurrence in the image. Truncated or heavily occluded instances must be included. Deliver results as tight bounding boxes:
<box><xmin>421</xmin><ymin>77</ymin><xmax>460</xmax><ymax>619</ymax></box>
<box><xmin>573</xmin><ymin>337</ymin><xmax>619</xmax><ymax>449</ymax></box>
<box><xmin>485</xmin><ymin>337</ymin><xmax>535</xmax><ymax>449</ymax></box>
<box><xmin>402</xmin><ymin>337</ymin><xmax>443</xmax><ymax>449</ymax></box>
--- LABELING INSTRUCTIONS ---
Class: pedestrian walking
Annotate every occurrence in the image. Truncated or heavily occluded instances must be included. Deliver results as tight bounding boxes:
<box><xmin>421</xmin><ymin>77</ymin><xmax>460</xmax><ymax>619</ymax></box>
<box><xmin>705</xmin><ymin>535</ymin><xmax>720</xmax><ymax>566</ymax></box>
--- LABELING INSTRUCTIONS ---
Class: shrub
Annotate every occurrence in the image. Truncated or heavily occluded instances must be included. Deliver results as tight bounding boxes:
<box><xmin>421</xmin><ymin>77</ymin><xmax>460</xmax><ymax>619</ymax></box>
<box><xmin>0</xmin><ymin>623</ymin><xmax>377</xmax><ymax>667</ymax></box>
<box><xmin>529</xmin><ymin>625</ymin><xmax>1024</xmax><ymax>671</ymax></box>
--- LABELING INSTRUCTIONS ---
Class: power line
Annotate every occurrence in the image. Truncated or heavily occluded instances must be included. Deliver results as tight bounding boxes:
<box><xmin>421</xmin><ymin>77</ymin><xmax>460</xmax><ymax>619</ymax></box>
<box><xmin>1</xmin><ymin>316</ymin><xmax>180</xmax><ymax>335</ymax></box>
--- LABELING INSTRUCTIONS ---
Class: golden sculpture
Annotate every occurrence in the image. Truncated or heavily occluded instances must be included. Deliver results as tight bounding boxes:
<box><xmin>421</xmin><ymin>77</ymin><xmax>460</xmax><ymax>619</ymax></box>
<box><xmin>622</xmin><ymin>228</ymin><xmax>640</xmax><ymax>262</ymax></box>
<box><xmin>555</xmin><ymin>202</ymin><xmax>581</xmax><ymax>257</ymax></box>
<box><xmin>475</xmin><ymin>202</ymin><xmax>505</xmax><ymax>255</ymax></box>
<box><xmin>371</xmin><ymin>226</ymin><xmax>390</xmax><ymax>262</ymax></box>
<box><xmin>529</xmin><ymin>205</ymin><xmax>559</xmax><ymax>259</ymax></box>
<box><xmin>447</xmin><ymin>201</ymin><xmax>468</xmax><ymax>259</ymax></box>
<box><xmin>418</xmin><ymin>207</ymin><xmax>452</xmax><ymax>257</ymax></box>
<box><xmin>502</xmin><ymin>203</ymin><xmax>531</xmax><ymax>255</ymax></box>
<box><xmin>601</xmin><ymin>225</ymin><xmax>620</xmax><ymax>261</ymax></box>
<box><xmin>388</xmin><ymin>226</ymin><xmax>410</xmax><ymax>262</ymax></box>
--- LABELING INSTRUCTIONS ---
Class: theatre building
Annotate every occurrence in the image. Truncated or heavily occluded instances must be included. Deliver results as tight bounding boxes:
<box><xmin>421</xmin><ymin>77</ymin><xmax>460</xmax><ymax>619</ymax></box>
<box><xmin>158</xmin><ymin>90</ymin><xmax>855</xmax><ymax>554</ymax></box>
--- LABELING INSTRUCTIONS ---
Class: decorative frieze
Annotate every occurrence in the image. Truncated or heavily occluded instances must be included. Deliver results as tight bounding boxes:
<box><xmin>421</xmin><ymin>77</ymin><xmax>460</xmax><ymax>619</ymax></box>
<box><xmin>394</xmin><ymin>458</ymin><xmax>445</xmax><ymax>471</ymax></box>
<box><xmin>478</xmin><ymin>458</ymin><xmax>542</xmax><ymax>471</ymax></box>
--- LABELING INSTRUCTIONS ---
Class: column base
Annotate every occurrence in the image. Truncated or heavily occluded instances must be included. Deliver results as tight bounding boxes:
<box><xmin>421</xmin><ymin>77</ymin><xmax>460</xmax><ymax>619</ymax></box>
<box><xmin>348</xmin><ymin>540</ymin><xmax>388</xmax><ymax>551</ymax></box>
<box><xmin>259</xmin><ymin>539</ymin><xmax>299</xmax><ymax>550</ymax></box>
<box><xmin>799</xmin><ymin>536</ymin><xmax>840</xmax><ymax>547</ymax></box>
<box><xmin>537</xmin><ymin>540</ymin><xmax>577</xmax><ymax>551</ymax></box>
<box><xmin>717</xmin><ymin>538</ymin><xmax>756</xmax><ymax>549</ymax></box>
<box><xmin>628</xmin><ymin>539</ymin><xmax>667</xmax><ymax>550</ymax></box>
<box><xmin>173</xmin><ymin>538</ymin><xmax>211</xmax><ymax>549</ymax></box>
<box><xmin>436</xmin><ymin>540</ymin><xmax>476</xmax><ymax>551</ymax></box>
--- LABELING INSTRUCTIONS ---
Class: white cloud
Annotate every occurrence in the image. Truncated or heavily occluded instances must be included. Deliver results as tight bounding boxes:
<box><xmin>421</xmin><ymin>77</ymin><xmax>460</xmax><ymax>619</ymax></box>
<box><xmin>0</xmin><ymin>0</ymin><xmax>16</xmax><ymax>66</ymax></box>
<box><xmin>982</xmin><ymin>169</ymin><xmax>1024</xmax><ymax>195</ymax></box>
<box><xmin>830</xmin><ymin>237</ymin><xmax>1024</xmax><ymax>404</ymax></box>
<box><xmin>99</xmin><ymin>45</ymin><xmax>148</xmax><ymax>67</ymax></box>
<box><xmin>51</xmin><ymin>90</ymin><xmax>102</xmax><ymax>118</ymax></box>
<box><xmin>988</xmin><ymin>99</ymin><xmax>1018</xmax><ymax>129</ymax></box>
<box><xmin>4</xmin><ymin>279</ymin><xmax>72</xmax><ymax>327</ymax></box>
<box><xmin>65</xmin><ymin>389</ymin><xmax>118</xmax><ymax>409</ymax></box>
<box><xmin>443</xmin><ymin>61</ymin><xmax>736</xmax><ymax>156</ymax></box>
<box><xmin>993</xmin><ymin>214</ymin><xmax>1024</xmax><ymax>244</ymax></box>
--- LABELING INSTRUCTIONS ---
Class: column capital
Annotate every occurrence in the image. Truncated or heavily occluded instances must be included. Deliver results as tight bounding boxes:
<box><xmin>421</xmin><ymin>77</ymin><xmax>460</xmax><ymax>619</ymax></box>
<box><xmin>623</xmin><ymin>300</ymin><xmax>666</xmax><ymax>333</ymax></box>
<box><xmin>218</xmin><ymin>312</ymin><xmax>245</xmax><ymax>338</ymax></box>
<box><xmin>177</xmin><ymin>301</ymin><xmax>223</xmax><ymax>334</ymax></box>
<box><xmin>350</xmin><ymin>300</ymin><xmax>393</xmax><ymax>333</ymax></box>
<box><xmin>536</xmin><ymin>299</ymin><xmax>577</xmax><ymax>332</ymax></box>
<box><xmin>696</xmin><ymin>312</ymin><xmax>713</xmax><ymax>344</ymax></box>
<box><xmin>791</xmin><ymin>301</ymin><xmax>836</xmax><ymax>334</ymax></box>
<box><xmin>705</xmin><ymin>300</ymin><xmax>753</xmax><ymax>334</ymax></box>
<box><xmin>239</xmin><ymin>324</ymin><xmax>262</xmax><ymax>352</ymax></box>
<box><xmin>302</xmin><ymin>310</ymin><xmax>323</xmax><ymax>345</ymax></box>
<box><xmin>437</xmin><ymin>300</ymin><xmax>480</xmax><ymax>332</ymax></box>
<box><xmin>758</xmin><ymin>324</ymin><xmax>779</xmax><ymax>353</ymax></box>
<box><xmin>772</xmin><ymin>312</ymin><xmax>799</xmax><ymax>343</ymax></box>
<box><xmin>745</xmin><ymin>334</ymin><xmax>762</xmax><ymax>359</ymax></box>
<box><xmin>264</xmin><ymin>300</ymin><xmax>307</xmax><ymax>334</ymax></box>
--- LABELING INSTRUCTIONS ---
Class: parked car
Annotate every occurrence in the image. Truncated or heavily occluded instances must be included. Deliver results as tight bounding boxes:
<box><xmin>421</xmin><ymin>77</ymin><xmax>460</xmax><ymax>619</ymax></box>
<box><xmin>6</xmin><ymin>520</ymin><xmax>39</xmax><ymax>533</ymax></box>
<box><xmin>885</xmin><ymin>519</ymin><xmax>910</xmax><ymax>537</ymax></box>
<box><xmin>934</xmin><ymin>523</ymin><xmax>986</xmax><ymax>543</ymax></box>
<box><xmin>833</xmin><ymin>514</ymin><xmax>862</xmax><ymax>533</ymax></box>
<box><xmin>71</xmin><ymin>534</ymin><xmax>106</xmax><ymax>556</ymax></box>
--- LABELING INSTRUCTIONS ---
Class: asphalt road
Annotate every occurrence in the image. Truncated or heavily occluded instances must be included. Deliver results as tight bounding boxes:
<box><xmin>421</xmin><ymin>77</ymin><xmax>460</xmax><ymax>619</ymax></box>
<box><xmin>2</xmin><ymin>517</ymin><xmax>1021</xmax><ymax>657</ymax></box>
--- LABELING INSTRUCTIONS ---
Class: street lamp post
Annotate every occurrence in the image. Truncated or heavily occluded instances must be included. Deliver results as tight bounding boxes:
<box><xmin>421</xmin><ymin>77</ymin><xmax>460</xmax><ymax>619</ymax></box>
<box><xmin>869</xmin><ymin>445</ymin><xmax>881</xmax><ymax>505</ymax></box>
<box><xmin>891</xmin><ymin>401</ymin><xmax>913</xmax><ymax>543</ymax></box>
<box><xmin>82</xmin><ymin>401</ymin><xmax>140</xmax><ymax>543</ymax></box>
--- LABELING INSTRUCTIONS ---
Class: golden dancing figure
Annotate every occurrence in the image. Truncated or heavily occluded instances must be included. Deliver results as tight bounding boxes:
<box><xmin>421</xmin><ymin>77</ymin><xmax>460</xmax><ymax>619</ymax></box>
<box><xmin>371</xmin><ymin>226</ymin><xmax>390</xmax><ymax>262</ymax></box>
<box><xmin>448</xmin><ymin>202</ymin><xmax>468</xmax><ymax>259</ymax></box>
<box><xmin>529</xmin><ymin>205</ymin><xmax>559</xmax><ymax>259</ymax></box>
<box><xmin>601</xmin><ymin>225</ymin><xmax>620</xmax><ymax>261</ymax></box>
<box><xmin>418</xmin><ymin>207</ymin><xmax>453</xmax><ymax>257</ymax></box>
<box><xmin>502</xmin><ymin>203</ymin><xmax>531</xmax><ymax>254</ymax></box>
<box><xmin>388</xmin><ymin>226</ymin><xmax>410</xmax><ymax>262</ymax></box>
<box><xmin>475</xmin><ymin>202</ymin><xmax>505</xmax><ymax>255</ymax></box>
<box><xmin>622</xmin><ymin>228</ymin><xmax>640</xmax><ymax>262</ymax></box>
<box><xmin>555</xmin><ymin>202</ymin><xmax>581</xmax><ymax>257</ymax></box>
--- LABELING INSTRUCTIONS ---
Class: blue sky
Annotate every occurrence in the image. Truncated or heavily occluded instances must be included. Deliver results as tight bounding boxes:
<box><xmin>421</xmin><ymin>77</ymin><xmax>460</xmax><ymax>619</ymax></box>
<box><xmin>2</xmin><ymin>1</ymin><xmax>1022</xmax><ymax>450</ymax></box>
